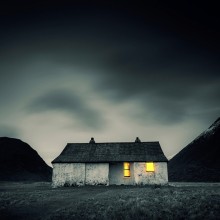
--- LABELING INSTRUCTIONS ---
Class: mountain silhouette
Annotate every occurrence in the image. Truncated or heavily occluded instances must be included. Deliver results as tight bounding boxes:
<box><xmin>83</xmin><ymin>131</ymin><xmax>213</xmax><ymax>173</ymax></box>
<box><xmin>0</xmin><ymin>137</ymin><xmax>52</xmax><ymax>181</ymax></box>
<box><xmin>169</xmin><ymin>118</ymin><xmax>220</xmax><ymax>182</ymax></box>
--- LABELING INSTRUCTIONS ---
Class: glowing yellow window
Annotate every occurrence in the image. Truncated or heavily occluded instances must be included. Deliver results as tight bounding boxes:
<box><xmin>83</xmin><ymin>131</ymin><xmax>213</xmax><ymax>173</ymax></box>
<box><xmin>146</xmin><ymin>162</ymin><xmax>154</xmax><ymax>172</ymax></box>
<box><xmin>124</xmin><ymin>162</ymin><xmax>130</xmax><ymax>177</ymax></box>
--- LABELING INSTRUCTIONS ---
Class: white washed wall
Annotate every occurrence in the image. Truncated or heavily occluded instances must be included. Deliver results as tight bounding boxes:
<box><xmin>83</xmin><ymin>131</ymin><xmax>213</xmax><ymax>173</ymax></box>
<box><xmin>52</xmin><ymin>163</ymin><xmax>85</xmax><ymax>187</ymax></box>
<box><xmin>52</xmin><ymin>162</ymin><xmax>168</xmax><ymax>187</ymax></box>
<box><xmin>85</xmin><ymin>163</ymin><xmax>109</xmax><ymax>185</ymax></box>
<box><xmin>109</xmin><ymin>162</ymin><xmax>134</xmax><ymax>185</ymax></box>
<box><xmin>133</xmin><ymin>162</ymin><xmax>168</xmax><ymax>185</ymax></box>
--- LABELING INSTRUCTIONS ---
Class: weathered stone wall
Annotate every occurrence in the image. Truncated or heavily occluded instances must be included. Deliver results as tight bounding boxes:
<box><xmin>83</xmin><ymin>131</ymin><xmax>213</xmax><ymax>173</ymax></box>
<box><xmin>109</xmin><ymin>162</ymin><xmax>135</xmax><ymax>185</ymax></box>
<box><xmin>85</xmin><ymin>163</ymin><xmax>109</xmax><ymax>185</ymax></box>
<box><xmin>52</xmin><ymin>162</ymin><xmax>168</xmax><ymax>187</ymax></box>
<box><xmin>133</xmin><ymin>162</ymin><xmax>168</xmax><ymax>185</ymax></box>
<box><xmin>52</xmin><ymin>163</ymin><xmax>85</xmax><ymax>187</ymax></box>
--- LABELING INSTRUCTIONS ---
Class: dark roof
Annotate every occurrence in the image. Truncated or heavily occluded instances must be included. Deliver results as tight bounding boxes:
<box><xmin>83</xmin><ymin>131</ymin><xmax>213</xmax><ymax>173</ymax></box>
<box><xmin>52</xmin><ymin>141</ymin><xmax>168</xmax><ymax>163</ymax></box>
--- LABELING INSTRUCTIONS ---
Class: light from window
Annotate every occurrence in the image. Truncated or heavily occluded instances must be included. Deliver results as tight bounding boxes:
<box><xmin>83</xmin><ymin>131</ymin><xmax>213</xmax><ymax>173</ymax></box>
<box><xmin>146</xmin><ymin>162</ymin><xmax>154</xmax><ymax>172</ymax></box>
<box><xmin>124</xmin><ymin>162</ymin><xmax>130</xmax><ymax>177</ymax></box>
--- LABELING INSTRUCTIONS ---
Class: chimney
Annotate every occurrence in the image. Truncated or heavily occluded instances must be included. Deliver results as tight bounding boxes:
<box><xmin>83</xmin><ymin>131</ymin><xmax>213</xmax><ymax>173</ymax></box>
<box><xmin>135</xmin><ymin>137</ymin><xmax>141</xmax><ymax>143</ymax></box>
<box><xmin>89</xmin><ymin>137</ymin><xmax>95</xmax><ymax>144</ymax></box>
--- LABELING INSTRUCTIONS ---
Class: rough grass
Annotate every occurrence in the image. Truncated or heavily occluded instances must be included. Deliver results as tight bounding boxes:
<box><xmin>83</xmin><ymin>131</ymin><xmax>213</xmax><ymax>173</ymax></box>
<box><xmin>0</xmin><ymin>182</ymin><xmax>220</xmax><ymax>220</ymax></box>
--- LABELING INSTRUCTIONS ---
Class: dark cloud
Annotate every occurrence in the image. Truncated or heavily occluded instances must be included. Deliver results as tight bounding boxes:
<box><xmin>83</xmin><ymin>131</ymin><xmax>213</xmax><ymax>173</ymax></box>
<box><xmin>1</xmin><ymin>7</ymin><xmax>219</xmax><ymax>128</ymax></box>
<box><xmin>27</xmin><ymin>89</ymin><xmax>105</xmax><ymax>130</ymax></box>
<box><xmin>93</xmin><ymin>60</ymin><xmax>220</xmax><ymax>125</ymax></box>
<box><xmin>0</xmin><ymin>1</ymin><xmax>219</xmax><ymax>163</ymax></box>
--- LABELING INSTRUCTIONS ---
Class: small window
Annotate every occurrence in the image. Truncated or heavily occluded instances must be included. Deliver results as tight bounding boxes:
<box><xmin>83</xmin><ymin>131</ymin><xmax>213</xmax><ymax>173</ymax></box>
<box><xmin>146</xmin><ymin>162</ymin><xmax>154</xmax><ymax>172</ymax></box>
<box><xmin>124</xmin><ymin>162</ymin><xmax>130</xmax><ymax>177</ymax></box>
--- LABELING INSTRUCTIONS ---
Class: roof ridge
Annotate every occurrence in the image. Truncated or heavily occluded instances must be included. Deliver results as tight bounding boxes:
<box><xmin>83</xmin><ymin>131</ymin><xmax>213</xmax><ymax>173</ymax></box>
<box><xmin>66</xmin><ymin>141</ymin><xmax>160</xmax><ymax>144</ymax></box>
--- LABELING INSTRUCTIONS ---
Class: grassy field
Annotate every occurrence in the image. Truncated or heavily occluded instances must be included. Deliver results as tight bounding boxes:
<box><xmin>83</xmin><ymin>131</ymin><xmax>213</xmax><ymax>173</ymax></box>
<box><xmin>0</xmin><ymin>182</ymin><xmax>220</xmax><ymax>220</ymax></box>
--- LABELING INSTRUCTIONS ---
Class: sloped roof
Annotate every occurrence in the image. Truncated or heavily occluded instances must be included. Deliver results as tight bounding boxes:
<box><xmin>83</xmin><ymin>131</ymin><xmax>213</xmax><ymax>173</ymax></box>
<box><xmin>52</xmin><ymin>141</ymin><xmax>168</xmax><ymax>163</ymax></box>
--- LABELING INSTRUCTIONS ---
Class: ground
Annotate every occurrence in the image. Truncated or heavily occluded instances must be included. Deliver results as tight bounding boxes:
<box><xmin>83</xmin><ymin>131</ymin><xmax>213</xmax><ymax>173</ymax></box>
<box><xmin>0</xmin><ymin>182</ymin><xmax>220</xmax><ymax>220</ymax></box>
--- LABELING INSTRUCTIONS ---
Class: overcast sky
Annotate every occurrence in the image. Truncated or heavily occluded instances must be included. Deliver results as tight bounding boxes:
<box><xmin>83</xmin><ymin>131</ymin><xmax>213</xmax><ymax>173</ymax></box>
<box><xmin>0</xmin><ymin>1</ymin><xmax>220</xmax><ymax>166</ymax></box>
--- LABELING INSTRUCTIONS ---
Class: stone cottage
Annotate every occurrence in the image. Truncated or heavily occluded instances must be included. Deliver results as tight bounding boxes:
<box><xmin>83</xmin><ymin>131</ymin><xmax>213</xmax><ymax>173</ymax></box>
<box><xmin>51</xmin><ymin>137</ymin><xmax>168</xmax><ymax>187</ymax></box>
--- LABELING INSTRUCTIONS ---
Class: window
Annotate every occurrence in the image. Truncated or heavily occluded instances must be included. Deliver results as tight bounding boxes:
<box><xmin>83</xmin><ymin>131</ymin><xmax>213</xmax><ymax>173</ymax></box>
<box><xmin>146</xmin><ymin>162</ymin><xmax>154</xmax><ymax>172</ymax></box>
<box><xmin>124</xmin><ymin>162</ymin><xmax>130</xmax><ymax>177</ymax></box>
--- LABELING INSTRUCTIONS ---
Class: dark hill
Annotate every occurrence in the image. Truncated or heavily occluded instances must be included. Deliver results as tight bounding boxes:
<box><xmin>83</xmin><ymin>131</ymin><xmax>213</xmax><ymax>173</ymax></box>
<box><xmin>169</xmin><ymin>118</ymin><xmax>220</xmax><ymax>182</ymax></box>
<box><xmin>0</xmin><ymin>137</ymin><xmax>52</xmax><ymax>181</ymax></box>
